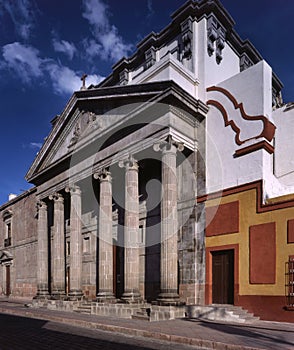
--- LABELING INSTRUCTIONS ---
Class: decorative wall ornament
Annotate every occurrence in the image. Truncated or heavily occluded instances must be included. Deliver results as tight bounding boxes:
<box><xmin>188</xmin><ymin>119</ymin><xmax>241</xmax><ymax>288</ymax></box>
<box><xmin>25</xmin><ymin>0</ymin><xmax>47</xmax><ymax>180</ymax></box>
<box><xmin>207</xmin><ymin>86</ymin><xmax>276</xmax><ymax>155</ymax></box>
<box><xmin>69</xmin><ymin>110</ymin><xmax>103</xmax><ymax>147</ymax></box>
<box><xmin>119</xmin><ymin>68</ymin><xmax>129</xmax><ymax>85</ymax></box>
<box><xmin>272</xmin><ymin>87</ymin><xmax>284</xmax><ymax>110</ymax></box>
<box><xmin>180</xmin><ymin>17</ymin><xmax>193</xmax><ymax>61</ymax></box>
<box><xmin>207</xmin><ymin>14</ymin><xmax>226</xmax><ymax>64</ymax></box>
<box><xmin>145</xmin><ymin>47</ymin><xmax>156</xmax><ymax>70</ymax></box>
<box><xmin>207</xmin><ymin>15</ymin><xmax>218</xmax><ymax>57</ymax></box>
<box><xmin>240</xmin><ymin>53</ymin><xmax>253</xmax><ymax>72</ymax></box>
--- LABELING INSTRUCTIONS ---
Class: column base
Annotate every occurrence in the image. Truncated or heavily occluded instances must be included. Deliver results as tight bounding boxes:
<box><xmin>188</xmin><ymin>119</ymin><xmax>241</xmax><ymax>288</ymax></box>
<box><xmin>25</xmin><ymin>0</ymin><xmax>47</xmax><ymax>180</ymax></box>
<box><xmin>121</xmin><ymin>290</ymin><xmax>142</xmax><ymax>304</ymax></box>
<box><xmin>50</xmin><ymin>291</ymin><xmax>67</xmax><ymax>300</ymax></box>
<box><xmin>96</xmin><ymin>291</ymin><xmax>116</xmax><ymax>303</ymax></box>
<box><xmin>33</xmin><ymin>290</ymin><xmax>50</xmax><ymax>300</ymax></box>
<box><xmin>156</xmin><ymin>292</ymin><xmax>185</xmax><ymax>306</ymax></box>
<box><xmin>68</xmin><ymin>289</ymin><xmax>84</xmax><ymax>301</ymax></box>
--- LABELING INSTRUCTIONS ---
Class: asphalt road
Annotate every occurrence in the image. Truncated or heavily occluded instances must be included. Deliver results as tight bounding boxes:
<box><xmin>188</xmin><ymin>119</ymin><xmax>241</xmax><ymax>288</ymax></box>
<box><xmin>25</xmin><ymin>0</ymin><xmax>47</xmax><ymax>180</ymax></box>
<box><xmin>0</xmin><ymin>313</ymin><xmax>203</xmax><ymax>350</ymax></box>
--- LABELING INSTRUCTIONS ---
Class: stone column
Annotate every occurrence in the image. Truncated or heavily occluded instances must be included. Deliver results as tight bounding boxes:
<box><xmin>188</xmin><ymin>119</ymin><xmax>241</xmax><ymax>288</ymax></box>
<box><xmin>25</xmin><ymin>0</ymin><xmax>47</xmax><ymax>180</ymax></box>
<box><xmin>66</xmin><ymin>185</ymin><xmax>83</xmax><ymax>300</ymax></box>
<box><xmin>154</xmin><ymin>136</ymin><xmax>184</xmax><ymax>305</ymax></box>
<box><xmin>94</xmin><ymin>169</ymin><xmax>115</xmax><ymax>302</ymax></box>
<box><xmin>49</xmin><ymin>193</ymin><xmax>66</xmax><ymax>298</ymax></box>
<box><xmin>35</xmin><ymin>200</ymin><xmax>49</xmax><ymax>298</ymax></box>
<box><xmin>119</xmin><ymin>155</ymin><xmax>141</xmax><ymax>303</ymax></box>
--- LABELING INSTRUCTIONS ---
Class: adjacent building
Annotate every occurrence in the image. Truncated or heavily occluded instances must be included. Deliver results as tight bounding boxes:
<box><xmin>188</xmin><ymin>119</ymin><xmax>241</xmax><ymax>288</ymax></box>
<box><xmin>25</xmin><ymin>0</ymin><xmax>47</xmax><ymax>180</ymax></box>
<box><xmin>0</xmin><ymin>0</ymin><xmax>293</xmax><ymax>322</ymax></box>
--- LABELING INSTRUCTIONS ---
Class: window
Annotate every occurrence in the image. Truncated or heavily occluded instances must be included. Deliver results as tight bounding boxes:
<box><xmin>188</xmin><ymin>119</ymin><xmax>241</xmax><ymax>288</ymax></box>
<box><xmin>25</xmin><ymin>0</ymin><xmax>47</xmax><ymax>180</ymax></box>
<box><xmin>2</xmin><ymin>210</ymin><xmax>13</xmax><ymax>247</ymax></box>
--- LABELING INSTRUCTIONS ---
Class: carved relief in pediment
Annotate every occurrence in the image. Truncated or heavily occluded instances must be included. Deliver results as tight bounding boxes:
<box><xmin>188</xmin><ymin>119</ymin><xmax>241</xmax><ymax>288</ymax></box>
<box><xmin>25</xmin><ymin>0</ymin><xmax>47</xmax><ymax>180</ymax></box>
<box><xmin>69</xmin><ymin>110</ymin><xmax>103</xmax><ymax>147</ymax></box>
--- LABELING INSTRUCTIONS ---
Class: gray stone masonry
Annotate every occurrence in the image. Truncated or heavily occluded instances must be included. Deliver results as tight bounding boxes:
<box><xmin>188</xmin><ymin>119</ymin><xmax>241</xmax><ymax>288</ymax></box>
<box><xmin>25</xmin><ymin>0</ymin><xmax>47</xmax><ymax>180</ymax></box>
<box><xmin>50</xmin><ymin>193</ymin><xmax>66</xmax><ymax>298</ymax></box>
<box><xmin>67</xmin><ymin>186</ymin><xmax>83</xmax><ymax>300</ymax></box>
<box><xmin>154</xmin><ymin>137</ymin><xmax>184</xmax><ymax>305</ymax></box>
<box><xmin>35</xmin><ymin>201</ymin><xmax>49</xmax><ymax>298</ymax></box>
<box><xmin>119</xmin><ymin>156</ymin><xmax>141</xmax><ymax>303</ymax></box>
<box><xmin>95</xmin><ymin>170</ymin><xmax>115</xmax><ymax>302</ymax></box>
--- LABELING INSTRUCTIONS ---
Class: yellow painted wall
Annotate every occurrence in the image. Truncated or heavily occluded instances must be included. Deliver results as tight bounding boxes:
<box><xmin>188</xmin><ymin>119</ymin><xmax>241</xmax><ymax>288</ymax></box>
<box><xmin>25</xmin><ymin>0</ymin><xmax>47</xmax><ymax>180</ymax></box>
<box><xmin>206</xmin><ymin>187</ymin><xmax>294</xmax><ymax>296</ymax></box>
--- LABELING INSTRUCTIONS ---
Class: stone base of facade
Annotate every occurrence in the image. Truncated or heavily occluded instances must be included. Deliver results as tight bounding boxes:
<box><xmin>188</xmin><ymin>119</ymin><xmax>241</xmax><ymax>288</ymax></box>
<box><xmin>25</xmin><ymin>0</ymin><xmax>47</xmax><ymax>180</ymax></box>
<box><xmin>149</xmin><ymin>305</ymin><xmax>186</xmax><ymax>321</ymax></box>
<box><xmin>121</xmin><ymin>291</ymin><xmax>142</xmax><ymax>304</ymax></box>
<box><xmin>96</xmin><ymin>291</ymin><xmax>116</xmax><ymax>303</ymax></box>
<box><xmin>156</xmin><ymin>291</ymin><xmax>184</xmax><ymax>306</ymax></box>
<box><xmin>179</xmin><ymin>283</ymin><xmax>205</xmax><ymax>305</ymax></box>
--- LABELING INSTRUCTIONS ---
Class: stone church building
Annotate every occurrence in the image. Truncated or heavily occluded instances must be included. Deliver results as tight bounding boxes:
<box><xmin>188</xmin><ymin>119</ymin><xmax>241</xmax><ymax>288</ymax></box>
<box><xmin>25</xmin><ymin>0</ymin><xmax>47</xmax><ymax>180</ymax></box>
<box><xmin>0</xmin><ymin>0</ymin><xmax>293</xmax><ymax>322</ymax></box>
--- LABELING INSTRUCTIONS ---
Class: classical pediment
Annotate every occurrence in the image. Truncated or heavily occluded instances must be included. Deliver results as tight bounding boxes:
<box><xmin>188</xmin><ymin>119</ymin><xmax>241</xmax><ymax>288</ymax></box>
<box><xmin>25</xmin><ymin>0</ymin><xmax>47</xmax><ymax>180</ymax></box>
<box><xmin>0</xmin><ymin>250</ymin><xmax>13</xmax><ymax>264</ymax></box>
<box><xmin>25</xmin><ymin>81</ymin><xmax>207</xmax><ymax>185</ymax></box>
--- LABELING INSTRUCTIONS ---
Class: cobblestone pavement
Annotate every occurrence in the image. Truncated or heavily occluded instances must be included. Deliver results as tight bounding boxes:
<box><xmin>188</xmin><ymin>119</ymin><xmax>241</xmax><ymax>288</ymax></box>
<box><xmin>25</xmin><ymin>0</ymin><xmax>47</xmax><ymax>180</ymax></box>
<box><xmin>0</xmin><ymin>299</ymin><xmax>293</xmax><ymax>350</ymax></box>
<box><xmin>0</xmin><ymin>313</ymin><xmax>202</xmax><ymax>350</ymax></box>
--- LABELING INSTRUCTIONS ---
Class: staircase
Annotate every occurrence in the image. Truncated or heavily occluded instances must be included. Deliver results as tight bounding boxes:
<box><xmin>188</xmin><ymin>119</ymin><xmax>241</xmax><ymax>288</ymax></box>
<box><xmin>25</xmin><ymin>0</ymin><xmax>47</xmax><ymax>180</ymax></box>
<box><xmin>212</xmin><ymin>304</ymin><xmax>260</xmax><ymax>323</ymax></box>
<box><xmin>131</xmin><ymin>307</ymin><xmax>151</xmax><ymax>321</ymax></box>
<box><xmin>187</xmin><ymin>304</ymin><xmax>260</xmax><ymax>323</ymax></box>
<box><xmin>74</xmin><ymin>302</ymin><xmax>92</xmax><ymax>315</ymax></box>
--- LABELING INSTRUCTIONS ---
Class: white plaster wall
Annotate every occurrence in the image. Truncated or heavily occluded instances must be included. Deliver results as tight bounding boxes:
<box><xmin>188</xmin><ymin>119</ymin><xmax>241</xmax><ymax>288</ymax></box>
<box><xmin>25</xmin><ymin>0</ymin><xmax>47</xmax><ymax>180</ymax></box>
<box><xmin>197</xmin><ymin>18</ymin><xmax>240</xmax><ymax>98</ymax></box>
<box><xmin>272</xmin><ymin>106</ymin><xmax>294</xmax><ymax>187</ymax></box>
<box><xmin>132</xmin><ymin>55</ymin><xmax>198</xmax><ymax>98</ymax></box>
<box><xmin>205</xmin><ymin>60</ymin><xmax>274</xmax><ymax>195</ymax></box>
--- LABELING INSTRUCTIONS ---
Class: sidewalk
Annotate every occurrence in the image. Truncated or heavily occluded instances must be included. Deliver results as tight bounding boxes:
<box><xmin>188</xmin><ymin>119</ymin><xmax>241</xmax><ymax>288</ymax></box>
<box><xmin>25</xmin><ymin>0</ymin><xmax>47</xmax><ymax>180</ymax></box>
<box><xmin>0</xmin><ymin>298</ymin><xmax>293</xmax><ymax>350</ymax></box>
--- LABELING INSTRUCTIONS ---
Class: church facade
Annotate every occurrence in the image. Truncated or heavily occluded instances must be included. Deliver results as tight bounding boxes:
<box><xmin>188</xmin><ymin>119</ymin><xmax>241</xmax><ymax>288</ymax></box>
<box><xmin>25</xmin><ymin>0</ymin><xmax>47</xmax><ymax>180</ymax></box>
<box><xmin>0</xmin><ymin>0</ymin><xmax>293</xmax><ymax>322</ymax></box>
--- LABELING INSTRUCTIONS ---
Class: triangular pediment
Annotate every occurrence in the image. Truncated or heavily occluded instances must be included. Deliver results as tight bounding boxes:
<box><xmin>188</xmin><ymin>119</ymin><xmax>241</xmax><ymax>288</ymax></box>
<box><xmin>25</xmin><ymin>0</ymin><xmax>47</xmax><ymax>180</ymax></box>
<box><xmin>0</xmin><ymin>250</ymin><xmax>13</xmax><ymax>264</ymax></box>
<box><xmin>25</xmin><ymin>81</ymin><xmax>206</xmax><ymax>185</ymax></box>
<box><xmin>25</xmin><ymin>82</ymin><xmax>169</xmax><ymax>183</ymax></box>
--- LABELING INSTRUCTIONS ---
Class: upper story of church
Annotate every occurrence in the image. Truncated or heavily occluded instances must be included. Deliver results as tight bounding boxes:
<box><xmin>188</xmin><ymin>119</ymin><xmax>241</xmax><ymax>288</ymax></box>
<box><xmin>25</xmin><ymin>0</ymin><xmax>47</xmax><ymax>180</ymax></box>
<box><xmin>94</xmin><ymin>0</ymin><xmax>283</xmax><ymax>108</ymax></box>
<box><xmin>24</xmin><ymin>0</ymin><xmax>294</xmax><ymax>202</ymax></box>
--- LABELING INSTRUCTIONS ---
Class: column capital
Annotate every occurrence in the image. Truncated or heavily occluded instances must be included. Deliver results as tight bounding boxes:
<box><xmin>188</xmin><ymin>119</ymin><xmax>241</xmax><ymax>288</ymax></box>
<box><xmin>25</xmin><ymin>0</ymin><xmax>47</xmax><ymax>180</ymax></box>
<box><xmin>93</xmin><ymin>168</ymin><xmax>112</xmax><ymax>182</ymax></box>
<box><xmin>153</xmin><ymin>135</ymin><xmax>184</xmax><ymax>154</ymax></box>
<box><xmin>65</xmin><ymin>185</ymin><xmax>81</xmax><ymax>196</ymax></box>
<box><xmin>118</xmin><ymin>154</ymin><xmax>138</xmax><ymax>172</ymax></box>
<box><xmin>36</xmin><ymin>200</ymin><xmax>47</xmax><ymax>211</ymax></box>
<box><xmin>49</xmin><ymin>192</ymin><xmax>64</xmax><ymax>203</ymax></box>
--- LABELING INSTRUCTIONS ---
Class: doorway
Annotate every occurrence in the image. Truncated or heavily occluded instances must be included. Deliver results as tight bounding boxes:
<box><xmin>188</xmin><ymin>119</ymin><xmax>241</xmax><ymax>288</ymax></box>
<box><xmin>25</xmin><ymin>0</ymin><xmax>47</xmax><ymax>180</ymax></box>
<box><xmin>5</xmin><ymin>265</ymin><xmax>11</xmax><ymax>296</ymax></box>
<box><xmin>212</xmin><ymin>250</ymin><xmax>234</xmax><ymax>304</ymax></box>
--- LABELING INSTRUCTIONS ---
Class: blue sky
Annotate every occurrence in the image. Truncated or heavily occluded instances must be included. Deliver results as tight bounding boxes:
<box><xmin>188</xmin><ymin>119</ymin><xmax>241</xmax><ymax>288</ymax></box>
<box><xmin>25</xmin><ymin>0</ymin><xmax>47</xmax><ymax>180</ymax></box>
<box><xmin>0</xmin><ymin>0</ymin><xmax>293</xmax><ymax>205</ymax></box>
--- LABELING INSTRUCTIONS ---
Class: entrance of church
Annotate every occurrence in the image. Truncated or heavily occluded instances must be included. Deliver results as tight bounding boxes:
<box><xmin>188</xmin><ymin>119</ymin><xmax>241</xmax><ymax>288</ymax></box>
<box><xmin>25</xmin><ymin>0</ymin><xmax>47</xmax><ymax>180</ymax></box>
<box><xmin>212</xmin><ymin>250</ymin><xmax>234</xmax><ymax>304</ymax></box>
<box><xmin>5</xmin><ymin>265</ymin><xmax>11</xmax><ymax>296</ymax></box>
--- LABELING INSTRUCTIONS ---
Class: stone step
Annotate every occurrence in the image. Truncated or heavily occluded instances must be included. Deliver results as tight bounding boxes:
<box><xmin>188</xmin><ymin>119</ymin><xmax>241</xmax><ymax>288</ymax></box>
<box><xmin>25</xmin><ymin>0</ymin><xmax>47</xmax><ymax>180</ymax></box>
<box><xmin>131</xmin><ymin>314</ymin><xmax>150</xmax><ymax>321</ymax></box>
<box><xmin>131</xmin><ymin>307</ymin><xmax>151</xmax><ymax>321</ymax></box>
<box><xmin>188</xmin><ymin>305</ymin><xmax>260</xmax><ymax>323</ymax></box>
<box><xmin>74</xmin><ymin>303</ymin><xmax>92</xmax><ymax>314</ymax></box>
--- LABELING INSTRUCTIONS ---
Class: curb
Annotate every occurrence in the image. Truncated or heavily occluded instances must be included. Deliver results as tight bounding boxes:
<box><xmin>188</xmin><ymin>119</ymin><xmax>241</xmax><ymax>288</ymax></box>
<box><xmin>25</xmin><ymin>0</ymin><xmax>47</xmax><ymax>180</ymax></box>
<box><xmin>0</xmin><ymin>306</ymin><xmax>265</xmax><ymax>350</ymax></box>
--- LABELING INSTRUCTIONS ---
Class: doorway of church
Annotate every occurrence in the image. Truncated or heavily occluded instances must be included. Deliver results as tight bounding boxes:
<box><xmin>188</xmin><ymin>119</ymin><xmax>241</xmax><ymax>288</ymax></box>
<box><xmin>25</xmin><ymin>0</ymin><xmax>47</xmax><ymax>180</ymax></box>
<box><xmin>212</xmin><ymin>250</ymin><xmax>234</xmax><ymax>304</ymax></box>
<box><xmin>5</xmin><ymin>265</ymin><xmax>11</xmax><ymax>296</ymax></box>
<box><xmin>66</xmin><ymin>266</ymin><xmax>70</xmax><ymax>295</ymax></box>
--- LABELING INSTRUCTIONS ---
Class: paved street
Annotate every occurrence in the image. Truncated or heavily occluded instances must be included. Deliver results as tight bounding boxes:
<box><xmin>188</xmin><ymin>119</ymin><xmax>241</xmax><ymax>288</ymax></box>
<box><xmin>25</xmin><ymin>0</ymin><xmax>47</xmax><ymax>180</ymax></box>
<box><xmin>0</xmin><ymin>313</ymin><xmax>202</xmax><ymax>350</ymax></box>
<box><xmin>0</xmin><ymin>299</ymin><xmax>293</xmax><ymax>350</ymax></box>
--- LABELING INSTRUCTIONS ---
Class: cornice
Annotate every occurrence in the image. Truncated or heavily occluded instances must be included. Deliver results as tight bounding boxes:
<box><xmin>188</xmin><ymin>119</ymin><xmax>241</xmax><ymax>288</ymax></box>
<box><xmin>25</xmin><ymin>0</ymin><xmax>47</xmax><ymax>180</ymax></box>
<box><xmin>97</xmin><ymin>0</ymin><xmax>283</xmax><ymax>92</ymax></box>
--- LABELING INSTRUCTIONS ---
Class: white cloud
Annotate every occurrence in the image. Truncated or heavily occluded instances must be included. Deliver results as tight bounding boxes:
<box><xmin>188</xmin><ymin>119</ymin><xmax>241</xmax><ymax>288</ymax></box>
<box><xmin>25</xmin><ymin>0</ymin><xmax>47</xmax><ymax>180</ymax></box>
<box><xmin>0</xmin><ymin>0</ymin><xmax>38</xmax><ymax>40</ymax></box>
<box><xmin>82</xmin><ymin>0</ymin><xmax>133</xmax><ymax>62</ymax></box>
<box><xmin>52</xmin><ymin>39</ymin><xmax>77</xmax><ymax>60</ymax></box>
<box><xmin>45</xmin><ymin>63</ymin><xmax>104</xmax><ymax>95</ymax></box>
<box><xmin>1</xmin><ymin>42</ymin><xmax>104</xmax><ymax>95</ymax></box>
<box><xmin>29</xmin><ymin>142</ymin><xmax>42</xmax><ymax>149</ymax></box>
<box><xmin>147</xmin><ymin>0</ymin><xmax>154</xmax><ymax>18</ymax></box>
<box><xmin>2</xmin><ymin>42</ymin><xmax>43</xmax><ymax>83</ymax></box>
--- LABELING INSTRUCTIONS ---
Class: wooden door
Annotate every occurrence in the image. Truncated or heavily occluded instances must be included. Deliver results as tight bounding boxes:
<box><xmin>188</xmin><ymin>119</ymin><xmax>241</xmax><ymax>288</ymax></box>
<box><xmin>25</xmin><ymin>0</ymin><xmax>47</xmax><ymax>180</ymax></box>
<box><xmin>6</xmin><ymin>265</ymin><xmax>11</xmax><ymax>296</ymax></box>
<box><xmin>212</xmin><ymin>250</ymin><xmax>234</xmax><ymax>304</ymax></box>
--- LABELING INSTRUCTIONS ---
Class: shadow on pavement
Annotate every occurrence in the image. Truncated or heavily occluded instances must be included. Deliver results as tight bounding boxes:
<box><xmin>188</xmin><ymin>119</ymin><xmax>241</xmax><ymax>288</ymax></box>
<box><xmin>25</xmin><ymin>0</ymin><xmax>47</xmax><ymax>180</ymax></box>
<box><xmin>0</xmin><ymin>313</ymin><xmax>158</xmax><ymax>350</ymax></box>
<box><xmin>184</xmin><ymin>318</ymin><xmax>294</xmax><ymax>349</ymax></box>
